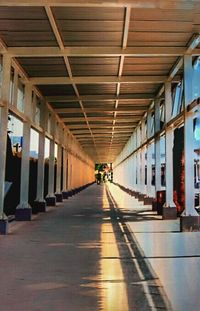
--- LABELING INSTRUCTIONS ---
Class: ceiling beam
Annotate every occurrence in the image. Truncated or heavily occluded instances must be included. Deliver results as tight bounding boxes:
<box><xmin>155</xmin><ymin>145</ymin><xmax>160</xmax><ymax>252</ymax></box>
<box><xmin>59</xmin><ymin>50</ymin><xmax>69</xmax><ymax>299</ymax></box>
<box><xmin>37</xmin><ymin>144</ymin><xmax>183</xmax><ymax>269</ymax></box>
<box><xmin>82</xmin><ymin>142</ymin><xmax>126</xmax><ymax>145</ymax></box>
<box><xmin>63</xmin><ymin>117</ymin><xmax>141</xmax><ymax>122</ymax></box>
<box><xmin>68</xmin><ymin>124</ymin><xmax>137</xmax><ymax>128</ymax></box>
<box><xmin>45</xmin><ymin>6</ymin><xmax>64</xmax><ymax>49</ymax></box>
<box><xmin>45</xmin><ymin>5</ymin><xmax>99</xmax><ymax>160</ymax></box>
<box><xmin>8</xmin><ymin>47</ymin><xmax>200</xmax><ymax>58</ymax></box>
<box><xmin>31</xmin><ymin>75</ymin><xmax>168</xmax><ymax>85</ymax></box>
<box><xmin>112</xmin><ymin>6</ymin><xmax>131</xmax><ymax>146</ymax></box>
<box><xmin>47</xmin><ymin>94</ymin><xmax>155</xmax><ymax>102</ymax></box>
<box><xmin>54</xmin><ymin>107</ymin><xmax>148</xmax><ymax>113</ymax></box>
<box><xmin>71</xmin><ymin>129</ymin><xmax>133</xmax><ymax>134</ymax></box>
<box><xmin>76</xmin><ymin>133</ymin><xmax>131</xmax><ymax>138</ymax></box>
<box><xmin>122</xmin><ymin>7</ymin><xmax>131</xmax><ymax>49</ymax></box>
<box><xmin>0</xmin><ymin>0</ymin><xmax>198</xmax><ymax>8</ymax></box>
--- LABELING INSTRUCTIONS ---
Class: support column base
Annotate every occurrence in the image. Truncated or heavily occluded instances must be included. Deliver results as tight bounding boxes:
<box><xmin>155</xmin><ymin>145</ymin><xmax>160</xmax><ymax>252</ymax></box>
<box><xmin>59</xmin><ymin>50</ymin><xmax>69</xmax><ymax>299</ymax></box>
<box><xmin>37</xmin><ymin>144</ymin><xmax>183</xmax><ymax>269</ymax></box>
<box><xmin>72</xmin><ymin>189</ymin><xmax>77</xmax><ymax>195</ymax></box>
<box><xmin>45</xmin><ymin>196</ymin><xmax>56</xmax><ymax>206</ymax></box>
<box><xmin>67</xmin><ymin>190</ymin><xmax>73</xmax><ymax>197</ymax></box>
<box><xmin>162</xmin><ymin>207</ymin><xmax>177</xmax><ymax>220</ymax></box>
<box><xmin>15</xmin><ymin>206</ymin><xmax>32</xmax><ymax>221</ymax></box>
<box><xmin>138</xmin><ymin>194</ymin><xmax>145</xmax><ymax>201</ymax></box>
<box><xmin>152</xmin><ymin>200</ymin><xmax>157</xmax><ymax>211</ymax></box>
<box><xmin>62</xmin><ymin>191</ymin><xmax>69</xmax><ymax>199</ymax></box>
<box><xmin>55</xmin><ymin>193</ymin><xmax>63</xmax><ymax>202</ymax></box>
<box><xmin>0</xmin><ymin>219</ymin><xmax>9</xmax><ymax>235</ymax></box>
<box><xmin>144</xmin><ymin>197</ymin><xmax>154</xmax><ymax>205</ymax></box>
<box><xmin>180</xmin><ymin>216</ymin><xmax>200</xmax><ymax>232</ymax></box>
<box><xmin>133</xmin><ymin>191</ymin><xmax>140</xmax><ymax>198</ymax></box>
<box><xmin>33</xmin><ymin>200</ymin><xmax>46</xmax><ymax>213</ymax></box>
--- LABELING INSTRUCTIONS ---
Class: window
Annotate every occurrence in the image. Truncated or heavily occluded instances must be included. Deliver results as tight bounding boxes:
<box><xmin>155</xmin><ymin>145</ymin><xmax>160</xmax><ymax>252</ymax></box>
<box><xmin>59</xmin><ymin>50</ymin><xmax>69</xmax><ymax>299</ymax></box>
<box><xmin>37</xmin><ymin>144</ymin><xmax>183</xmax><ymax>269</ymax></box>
<box><xmin>8</xmin><ymin>114</ymin><xmax>23</xmax><ymax>155</ymax></box>
<box><xmin>150</xmin><ymin>112</ymin><xmax>155</xmax><ymax>136</ymax></box>
<box><xmin>172</xmin><ymin>82</ymin><xmax>183</xmax><ymax>117</ymax></box>
<box><xmin>160</xmin><ymin>102</ymin><xmax>165</xmax><ymax>129</ymax></box>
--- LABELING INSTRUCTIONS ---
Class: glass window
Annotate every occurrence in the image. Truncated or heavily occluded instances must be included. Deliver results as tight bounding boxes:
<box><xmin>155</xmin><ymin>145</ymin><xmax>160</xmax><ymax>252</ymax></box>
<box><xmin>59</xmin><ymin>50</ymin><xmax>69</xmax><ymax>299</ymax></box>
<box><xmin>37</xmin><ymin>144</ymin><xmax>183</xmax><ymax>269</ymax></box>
<box><xmin>172</xmin><ymin>82</ymin><xmax>183</xmax><ymax>117</ymax></box>
<box><xmin>8</xmin><ymin>114</ymin><xmax>23</xmax><ymax>155</ymax></box>
<box><xmin>160</xmin><ymin>102</ymin><xmax>165</xmax><ymax>129</ymax></box>
<box><xmin>151</xmin><ymin>112</ymin><xmax>155</xmax><ymax>136</ymax></box>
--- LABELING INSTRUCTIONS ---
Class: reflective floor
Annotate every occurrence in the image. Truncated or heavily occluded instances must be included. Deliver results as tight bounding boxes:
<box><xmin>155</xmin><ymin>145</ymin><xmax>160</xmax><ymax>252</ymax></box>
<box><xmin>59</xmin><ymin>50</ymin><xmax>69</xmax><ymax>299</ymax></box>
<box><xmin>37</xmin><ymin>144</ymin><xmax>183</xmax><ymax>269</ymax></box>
<box><xmin>0</xmin><ymin>184</ymin><xmax>170</xmax><ymax>311</ymax></box>
<box><xmin>108</xmin><ymin>183</ymin><xmax>200</xmax><ymax>311</ymax></box>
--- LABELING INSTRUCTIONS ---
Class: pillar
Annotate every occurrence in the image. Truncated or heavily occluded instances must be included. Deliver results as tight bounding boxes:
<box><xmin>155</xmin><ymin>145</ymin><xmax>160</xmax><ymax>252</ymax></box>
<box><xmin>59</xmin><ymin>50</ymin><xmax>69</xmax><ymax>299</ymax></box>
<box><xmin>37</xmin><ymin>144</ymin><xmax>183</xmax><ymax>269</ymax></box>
<box><xmin>66</xmin><ymin>153</ymin><xmax>71</xmax><ymax>196</ymax></box>
<box><xmin>12</xmin><ymin>69</ymin><xmax>18</xmax><ymax>107</ymax></box>
<box><xmin>154</xmin><ymin>100</ymin><xmax>161</xmax><ymax>194</ymax></box>
<box><xmin>133</xmin><ymin>153</ymin><xmax>137</xmax><ymax>191</ymax></box>
<box><xmin>62</xmin><ymin>148</ymin><xmax>69</xmax><ymax>199</ymax></box>
<box><xmin>146</xmin><ymin>111</ymin><xmax>153</xmax><ymax>200</ymax></box>
<box><xmin>135</xmin><ymin>151</ymin><xmax>139</xmax><ymax>194</ymax></box>
<box><xmin>46</xmin><ymin>138</ymin><xmax>56</xmax><ymax>206</ymax></box>
<box><xmin>180</xmin><ymin>55</ymin><xmax>200</xmax><ymax>231</ymax></box>
<box><xmin>33</xmin><ymin>104</ymin><xmax>47</xmax><ymax>213</ymax></box>
<box><xmin>163</xmin><ymin>82</ymin><xmax>176</xmax><ymax>219</ymax></box>
<box><xmin>15</xmin><ymin>83</ymin><xmax>32</xmax><ymax>221</ymax></box>
<box><xmin>55</xmin><ymin>144</ymin><xmax>63</xmax><ymax>202</ymax></box>
<box><xmin>146</xmin><ymin>143</ymin><xmax>152</xmax><ymax>197</ymax></box>
<box><xmin>33</xmin><ymin>131</ymin><xmax>46</xmax><ymax>213</ymax></box>
<box><xmin>136</xmin><ymin>127</ymin><xmax>141</xmax><ymax>194</ymax></box>
<box><xmin>0</xmin><ymin>54</ymin><xmax>11</xmax><ymax>233</ymax></box>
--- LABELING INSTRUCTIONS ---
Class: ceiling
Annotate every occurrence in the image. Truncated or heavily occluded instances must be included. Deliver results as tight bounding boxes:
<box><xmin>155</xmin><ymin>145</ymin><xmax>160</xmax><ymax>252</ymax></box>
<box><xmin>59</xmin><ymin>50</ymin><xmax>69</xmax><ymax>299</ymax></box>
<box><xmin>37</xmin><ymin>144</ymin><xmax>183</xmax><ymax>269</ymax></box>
<box><xmin>0</xmin><ymin>1</ymin><xmax>200</xmax><ymax>162</ymax></box>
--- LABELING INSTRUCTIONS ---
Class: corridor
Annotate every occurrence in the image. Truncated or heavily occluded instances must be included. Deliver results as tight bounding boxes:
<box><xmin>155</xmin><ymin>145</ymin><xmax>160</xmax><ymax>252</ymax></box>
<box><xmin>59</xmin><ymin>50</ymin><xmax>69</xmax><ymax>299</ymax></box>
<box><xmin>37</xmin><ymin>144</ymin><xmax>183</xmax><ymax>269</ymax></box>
<box><xmin>0</xmin><ymin>2</ymin><xmax>200</xmax><ymax>310</ymax></box>
<box><xmin>0</xmin><ymin>184</ymin><xmax>171</xmax><ymax>311</ymax></box>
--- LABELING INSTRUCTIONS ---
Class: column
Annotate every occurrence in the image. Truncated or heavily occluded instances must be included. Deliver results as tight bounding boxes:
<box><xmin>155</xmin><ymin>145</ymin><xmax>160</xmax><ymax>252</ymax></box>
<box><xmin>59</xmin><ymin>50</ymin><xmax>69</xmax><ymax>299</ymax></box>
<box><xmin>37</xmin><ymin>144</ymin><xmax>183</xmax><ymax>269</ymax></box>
<box><xmin>34</xmin><ymin>130</ymin><xmax>46</xmax><ymax>212</ymax></box>
<box><xmin>180</xmin><ymin>55</ymin><xmax>199</xmax><ymax>231</ymax></box>
<box><xmin>154</xmin><ymin>100</ymin><xmax>161</xmax><ymax>194</ymax></box>
<box><xmin>155</xmin><ymin>139</ymin><xmax>161</xmax><ymax>188</ymax></box>
<box><xmin>15</xmin><ymin>83</ymin><xmax>32</xmax><ymax>221</ymax></box>
<box><xmin>136</xmin><ymin>127</ymin><xmax>141</xmax><ymax>194</ymax></box>
<box><xmin>55</xmin><ymin>144</ymin><xmax>63</xmax><ymax>202</ymax></box>
<box><xmin>163</xmin><ymin>82</ymin><xmax>176</xmax><ymax>219</ymax></box>
<box><xmin>62</xmin><ymin>148</ymin><xmax>68</xmax><ymax>199</ymax></box>
<box><xmin>46</xmin><ymin>137</ymin><xmax>56</xmax><ymax>206</ymax></box>
<box><xmin>146</xmin><ymin>143</ymin><xmax>152</xmax><ymax>197</ymax></box>
<box><xmin>133</xmin><ymin>153</ymin><xmax>137</xmax><ymax>192</ymax></box>
<box><xmin>146</xmin><ymin>111</ymin><xmax>152</xmax><ymax>199</ymax></box>
<box><xmin>12</xmin><ymin>69</ymin><xmax>18</xmax><ymax>107</ymax></box>
<box><xmin>129</xmin><ymin>155</ymin><xmax>134</xmax><ymax>191</ymax></box>
<box><xmin>33</xmin><ymin>104</ymin><xmax>47</xmax><ymax>213</ymax></box>
<box><xmin>0</xmin><ymin>55</ymin><xmax>11</xmax><ymax>233</ymax></box>
<box><xmin>140</xmin><ymin>120</ymin><xmax>146</xmax><ymax>196</ymax></box>
<box><xmin>140</xmin><ymin>147</ymin><xmax>146</xmax><ymax>195</ymax></box>
<box><xmin>136</xmin><ymin>150</ymin><xmax>141</xmax><ymax>194</ymax></box>
<box><xmin>67</xmin><ymin>153</ymin><xmax>73</xmax><ymax>196</ymax></box>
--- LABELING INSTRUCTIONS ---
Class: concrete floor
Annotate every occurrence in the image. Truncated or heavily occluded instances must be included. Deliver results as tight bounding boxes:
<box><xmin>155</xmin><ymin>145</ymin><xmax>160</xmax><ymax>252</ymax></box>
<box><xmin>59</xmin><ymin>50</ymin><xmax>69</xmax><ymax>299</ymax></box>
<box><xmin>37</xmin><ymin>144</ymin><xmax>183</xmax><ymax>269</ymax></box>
<box><xmin>0</xmin><ymin>184</ymin><xmax>172</xmax><ymax>311</ymax></box>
